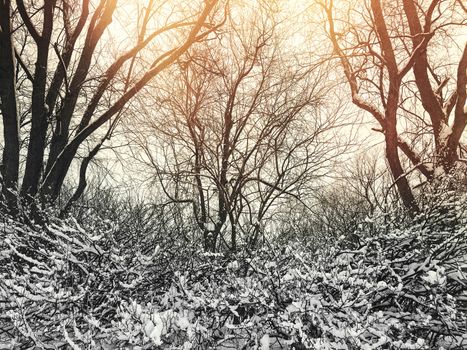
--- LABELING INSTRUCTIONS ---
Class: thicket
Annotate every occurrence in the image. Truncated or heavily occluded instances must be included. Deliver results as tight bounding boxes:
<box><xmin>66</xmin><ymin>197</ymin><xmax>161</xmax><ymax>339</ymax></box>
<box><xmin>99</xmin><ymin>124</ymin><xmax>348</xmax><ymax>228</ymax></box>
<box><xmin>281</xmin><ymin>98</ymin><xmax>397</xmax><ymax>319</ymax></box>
<box><xmin>1</xmin><ymin>182</ymin><xmax>466</xmax><ymax>349</ymax></box>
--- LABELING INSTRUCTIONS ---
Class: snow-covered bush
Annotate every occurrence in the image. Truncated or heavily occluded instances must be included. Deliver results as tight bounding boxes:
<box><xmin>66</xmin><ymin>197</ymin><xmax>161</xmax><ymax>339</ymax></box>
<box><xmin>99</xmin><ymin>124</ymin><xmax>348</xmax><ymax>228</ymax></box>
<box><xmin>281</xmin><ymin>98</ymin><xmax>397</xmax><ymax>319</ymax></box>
<box><xmin>110</xmin><ymin>193</ymin><xmax>467</xmax><ymax>349</ymax></box>
<box><xmin>1</xmin><ymin>189</ymin><xmax>466</xmax><ymax>349</ymax></box>
<box><xmin>0</xmin><ymin>208</ymin><xmax>183</xmax><ymax>349</ymax></box>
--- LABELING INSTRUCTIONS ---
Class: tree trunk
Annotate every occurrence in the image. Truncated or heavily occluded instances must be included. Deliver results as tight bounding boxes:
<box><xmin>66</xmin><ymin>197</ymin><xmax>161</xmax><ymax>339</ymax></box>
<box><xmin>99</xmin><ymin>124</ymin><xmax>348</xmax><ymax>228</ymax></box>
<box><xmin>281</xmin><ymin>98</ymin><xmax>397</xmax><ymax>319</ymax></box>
<box><xmin>0</xmin><ymin>0</ymin><xmax>20</xmax><ymax>211</ymax></box>
<box><xmin>442</xmin><ymin>43</ymin><xmax>467</xmax><ymax>171</ymax></box>
<box><xmin>229</xmin><ymin>212</ymin><xmax>237</xmax><ymax>252</ymax></box>
<box><xmin>60</xmin><ymin>141</ymin><xmax>103</xmax><ymax>217</ymax></box>
<box><xmin>41</xmin><ymin>139</ymin><xmax>79</xmax><ymax>201</ymax></box>
<box><xmin>20</xmin><ymin>0</ymin><xmax>56</xmax><ymax>199</ymax></box>
<box><xmin>386</xmin><ymin>135</ymin><xmax>418</xmax><ymax>215</ymax></box>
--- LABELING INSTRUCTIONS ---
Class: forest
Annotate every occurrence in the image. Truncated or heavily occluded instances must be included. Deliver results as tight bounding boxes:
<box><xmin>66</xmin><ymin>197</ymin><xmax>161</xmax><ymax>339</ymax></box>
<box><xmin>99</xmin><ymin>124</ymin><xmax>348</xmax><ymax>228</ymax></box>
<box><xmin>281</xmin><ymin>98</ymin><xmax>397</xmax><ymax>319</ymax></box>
<box><xmin>0</xmin><ymin>0</ymin><xmax>466</xmax><ymax>348</ymax></box>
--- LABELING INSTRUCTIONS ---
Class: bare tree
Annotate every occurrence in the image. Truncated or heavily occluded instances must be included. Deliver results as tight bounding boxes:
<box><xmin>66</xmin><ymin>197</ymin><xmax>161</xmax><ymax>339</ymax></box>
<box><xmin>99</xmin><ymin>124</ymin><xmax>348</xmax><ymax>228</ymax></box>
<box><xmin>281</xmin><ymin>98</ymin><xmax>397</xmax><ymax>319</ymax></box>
<box><xmin>130</xmin><ymin>3</ymin><xmax>344</xmax><ymax>252</ymax></box>
<box><xmin>0</xmin><ymin>0</ymin><xmax>224</xmax><ymax>213</ymax></box>
<box><xmin>320</xmin><ymin>0</ymin><xmax>467</xmax><ymax>214</ymax></box>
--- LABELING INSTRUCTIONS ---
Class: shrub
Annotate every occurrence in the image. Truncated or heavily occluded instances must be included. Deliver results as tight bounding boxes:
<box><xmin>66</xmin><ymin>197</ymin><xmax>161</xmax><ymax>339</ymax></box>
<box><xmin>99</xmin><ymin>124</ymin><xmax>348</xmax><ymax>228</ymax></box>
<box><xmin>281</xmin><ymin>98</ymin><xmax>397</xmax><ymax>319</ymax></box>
<box><xmin>1</xmin><ymin>190</ymin><xmax>466</xmax><ymax>349</ymax></box>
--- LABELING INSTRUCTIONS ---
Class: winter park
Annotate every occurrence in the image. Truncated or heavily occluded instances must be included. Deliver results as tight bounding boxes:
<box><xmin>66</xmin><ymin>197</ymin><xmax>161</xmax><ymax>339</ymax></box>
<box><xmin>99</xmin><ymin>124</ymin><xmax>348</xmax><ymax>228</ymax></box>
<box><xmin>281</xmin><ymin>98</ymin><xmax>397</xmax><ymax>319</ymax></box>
<box><xmin>0</xmin><ymin>0</ymin><xmax>467</xmax><ymax>348</ymax></box>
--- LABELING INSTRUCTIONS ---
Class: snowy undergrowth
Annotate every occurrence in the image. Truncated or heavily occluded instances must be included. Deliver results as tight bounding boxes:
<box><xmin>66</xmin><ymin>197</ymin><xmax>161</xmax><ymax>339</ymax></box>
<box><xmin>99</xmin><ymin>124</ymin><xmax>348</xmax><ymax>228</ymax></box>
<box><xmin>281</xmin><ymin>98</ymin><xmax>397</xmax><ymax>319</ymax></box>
<box><xmin>0</xmin><ymin>194</ymin><xmax>466</xmax><ymax>349</ymax></box>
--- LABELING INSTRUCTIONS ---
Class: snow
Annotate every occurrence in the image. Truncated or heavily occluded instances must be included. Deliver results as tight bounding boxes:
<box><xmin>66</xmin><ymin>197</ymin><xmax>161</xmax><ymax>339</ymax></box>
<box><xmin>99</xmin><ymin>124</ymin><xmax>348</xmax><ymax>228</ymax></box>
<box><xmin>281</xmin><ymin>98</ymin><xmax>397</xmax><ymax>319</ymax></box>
<box><xmin>260</xmin><ymin>334</ymin><xmax>270</xmax><ymax>350</ymax></box>
<box><xmin>145</xmin><ymin>312</ymin><xmax>163</xmax><ymax>345</ymax></box>
<box><xmin>438</xmin><ymin>124</ymin><xmax>453</xmax><ymax>147</ymax></box>
<box><xmin>422</xmin><ymin>268</ymin><xmax>446</xmax><ymax>285</ymax></box>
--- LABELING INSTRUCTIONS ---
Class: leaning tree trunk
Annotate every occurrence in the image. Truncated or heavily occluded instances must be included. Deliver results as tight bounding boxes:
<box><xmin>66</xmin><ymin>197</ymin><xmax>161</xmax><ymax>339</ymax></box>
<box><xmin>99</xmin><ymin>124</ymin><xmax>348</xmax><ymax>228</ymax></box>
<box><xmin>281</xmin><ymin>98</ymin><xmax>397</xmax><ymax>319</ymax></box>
<box><xmin>59</xmin><ymin>141</ymin><xmax>103</xmax><ymax>217</ymax></box>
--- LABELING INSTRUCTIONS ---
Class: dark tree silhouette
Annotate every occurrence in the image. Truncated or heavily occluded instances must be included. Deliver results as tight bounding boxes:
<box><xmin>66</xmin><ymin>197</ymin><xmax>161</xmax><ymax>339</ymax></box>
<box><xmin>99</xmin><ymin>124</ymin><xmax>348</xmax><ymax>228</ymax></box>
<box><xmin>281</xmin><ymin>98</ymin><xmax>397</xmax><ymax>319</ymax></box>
<box><xmin>0</xmin><ymin>0</ymin><xmax>224</xmax><ymax>213</ymax></box>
